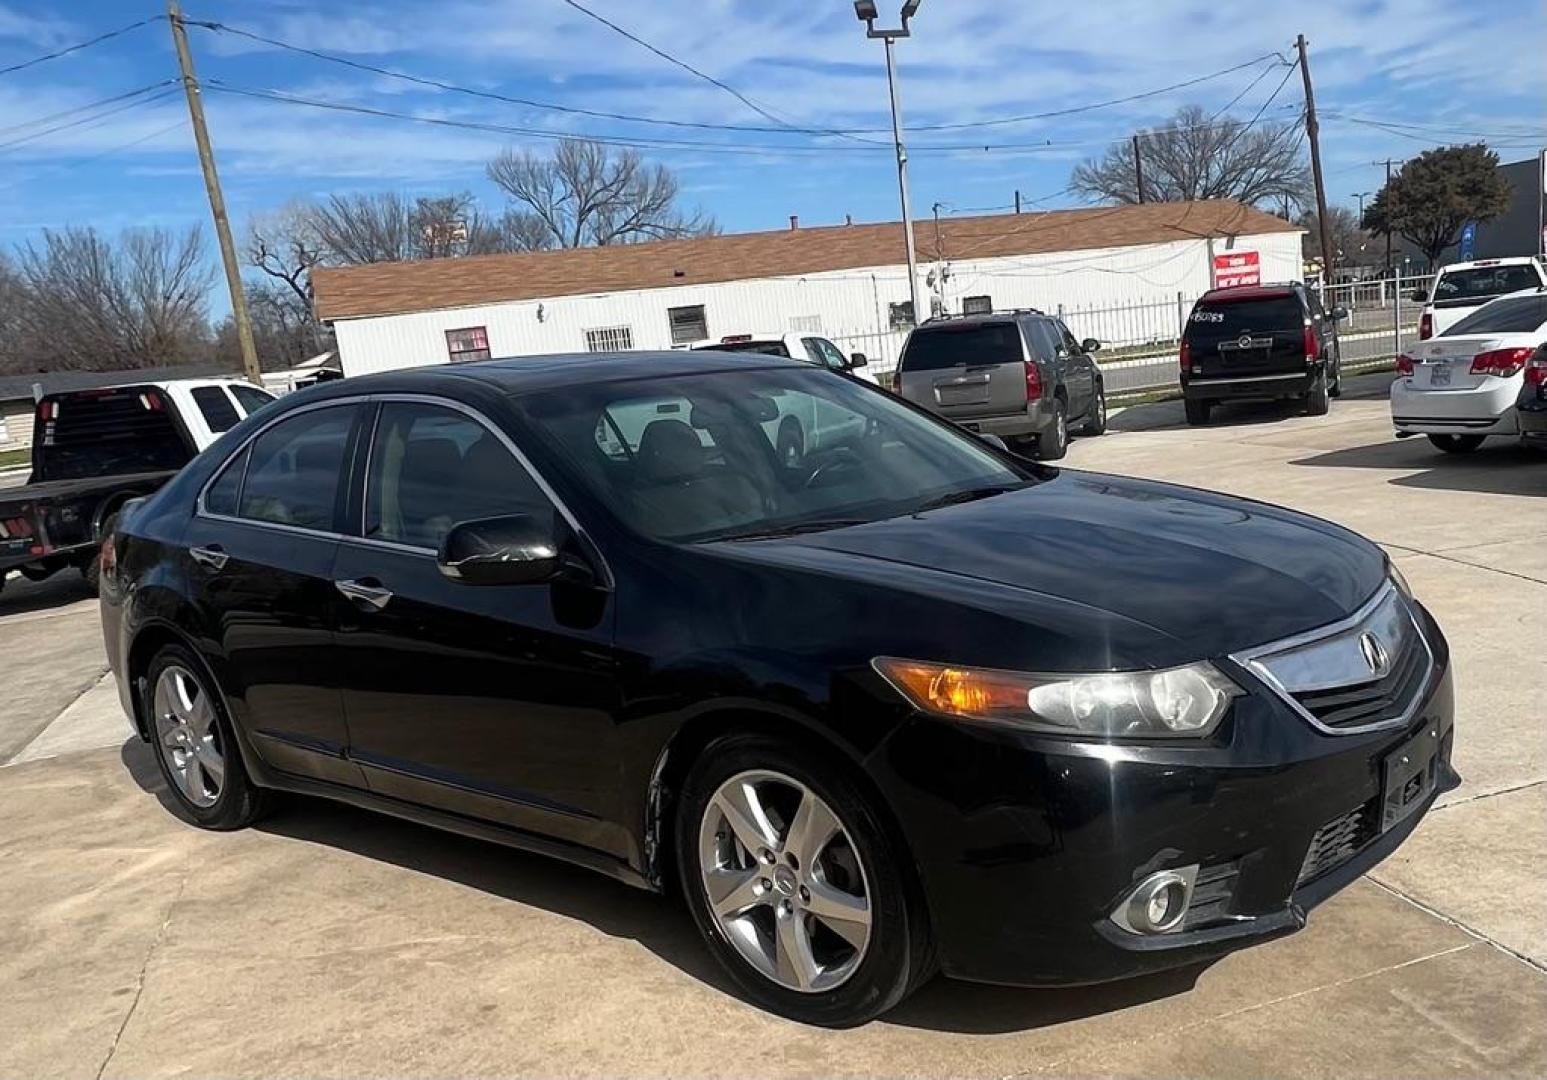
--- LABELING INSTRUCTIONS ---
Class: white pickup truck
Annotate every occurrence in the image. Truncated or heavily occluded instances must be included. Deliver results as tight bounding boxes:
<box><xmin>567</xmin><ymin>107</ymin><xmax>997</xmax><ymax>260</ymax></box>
<box><xmin>690</xmin><ymin>332</ymin><xmax>879</xmax><ymax>386</ymax></box>
<box><xmin>1415</xmin><ymin>257</ymin><xmax>1547</xmax><ymax>340</ymax></box>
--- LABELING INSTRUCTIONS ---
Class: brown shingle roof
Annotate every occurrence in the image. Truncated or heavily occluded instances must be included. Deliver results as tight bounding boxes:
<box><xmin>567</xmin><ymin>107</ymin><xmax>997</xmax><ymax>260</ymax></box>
<box><xmin>312</xmin><ymin>199</ymin><xmax>1298</xmax><ymax>322</ymax></box>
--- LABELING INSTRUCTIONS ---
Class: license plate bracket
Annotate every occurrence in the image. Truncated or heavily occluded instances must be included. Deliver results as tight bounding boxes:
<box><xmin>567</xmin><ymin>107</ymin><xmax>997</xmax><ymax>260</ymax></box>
<box><xmin>1381</xmin><ymin>727</ymin><xmax>1439</xmax><ymax>832</ymax></box>
<box><xmin>1429</xmin><ymin>364</ymin><xmax>1451</xmax><ymax>388</ymax></box>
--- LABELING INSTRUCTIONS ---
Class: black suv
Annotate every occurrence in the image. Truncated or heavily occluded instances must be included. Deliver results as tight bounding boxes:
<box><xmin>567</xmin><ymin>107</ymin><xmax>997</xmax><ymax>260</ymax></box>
<box><xmin>1180</xmin><ymin>283</ymin><xmax>1347</xmax><ymax>425</ymax></box>
<box><xmin>895</xmin><ymin>311</ymin><xmax>1105</xmax><ymax>459</ymax></box>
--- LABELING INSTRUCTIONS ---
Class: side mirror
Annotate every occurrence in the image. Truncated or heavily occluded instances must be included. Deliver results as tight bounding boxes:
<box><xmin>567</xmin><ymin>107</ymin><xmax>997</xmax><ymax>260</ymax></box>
<box><xmin>848</xmin><ymin>352</ymin><xmax>869</xmax><ymax>368</ymax></box>
<box><xmin>1410</xmin><ymin>289</ymin><xmax>1428</xmax><ymax>303</ymax></box>
<box><xmin>438</xmin><ymin>514</ymin><xmax>571</xmax><ymax>586</ymax></box>
<box><xmin>1330</xmin><ymin>306</ymin><xmax>1349</xmax><ymax>321</ymax></box>
<box><xmin>975</xmin><ymin>431</ymin><xmax>1009</xmax><ymax>451</ymax></box>
<box><xmin>1081</xmin><ymin>338</ymin><xmax>1102</xmax><ymax>353</ymax></box>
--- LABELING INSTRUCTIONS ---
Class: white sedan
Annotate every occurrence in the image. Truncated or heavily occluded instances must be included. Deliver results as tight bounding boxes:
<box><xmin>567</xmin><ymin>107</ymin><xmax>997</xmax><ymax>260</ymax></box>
<box><xmin>1392</xmin><ymin>288</ymin><xmax>1547</xmax><ymax>453</ymax></box>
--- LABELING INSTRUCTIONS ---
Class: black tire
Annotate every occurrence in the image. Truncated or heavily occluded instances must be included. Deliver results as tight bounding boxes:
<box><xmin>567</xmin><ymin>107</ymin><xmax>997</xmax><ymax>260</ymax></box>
<box><xmin>143</xmin><ymin>643</ymin><xmax>269</xmax><ymax>831</ymax></box>
<box><xmin>675</xmin><ymin>732</ymin><xmax>932</xmax><ymax>1027</ymax></box>
<box><xmin>775</xmin><ymin>418</ymin><xmax>805</xmax><ymax>468</ymax></box>
<box><xmin>1184</xmin><ymin>396</ymin><xmax>1212</xmax><ymax>426</ymax></box>
<box><xmin>1078</xmin><ymin>380</ymin><xmax>1108</xmax><ymax>436</ymax></box>
<box><xmin>1037</xmin><ymin>397</ymin><xmax>1069</xmax><ymax>460</ymax></box>
<box><xmin>1304</xmin><ymin>372</ymin><xmax>1330</xmax><ymax>416</ymax></box>
<box><xmin>1427</xmin><ymin>433</ymin><xmax>1486</xmax><ymax>454</ymax></box>
<box><xmin>1329</xmin><ymin>356</ymin><xmax>1343</xmax><ymax>398</ymax></box>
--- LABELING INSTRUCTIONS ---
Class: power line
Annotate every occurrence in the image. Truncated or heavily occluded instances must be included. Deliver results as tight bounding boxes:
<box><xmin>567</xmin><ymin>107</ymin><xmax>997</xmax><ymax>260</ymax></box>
<box><xmin>553</xmin><ymin>0</ymin><xmax>883</xmax><ymax>146</ymax></box>
<box><xmin>1207</xmin><ymin>60</ymin><xmax>1281</xmax><ymax>122</ymax></box>
<box><xmin>1324</xmin><ymin>113</ymin><xmax>1546</xmax><ymax>139</ymax></box>
<box><xmin>0</xmin><ymin>15</ymin><xmax>162</xmax><ymax>78</ymax></box>
<box><xmin>0</xmin><ymin>82</ymin><xmax>178</xmax><ymax>139</ymax></box>
<box><xmin>0</xmin><ymin>84</ymin><xmax>181</xmax><ymax>154</ymax></box>
<box><xmin>1325</xmin><ymin>113</ymin><xmax>1545</xmax><ymax>148</ymax></box>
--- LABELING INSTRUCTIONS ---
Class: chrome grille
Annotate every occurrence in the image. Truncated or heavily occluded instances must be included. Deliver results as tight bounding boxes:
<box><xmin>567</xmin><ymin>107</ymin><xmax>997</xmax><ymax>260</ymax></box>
<box><xmin>1230</xmin><ymin>581</ymin><xmax>1434</xmax><ymax>735</ymax></box>
<box><xmin>1297</xmin><ymin>798</ymin><xmax>1378</xmax><ymax>885</ymax></box>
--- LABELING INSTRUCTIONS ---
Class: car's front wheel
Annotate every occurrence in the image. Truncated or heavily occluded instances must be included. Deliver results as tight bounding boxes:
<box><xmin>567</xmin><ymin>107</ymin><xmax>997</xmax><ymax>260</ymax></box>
<box><xmin>675</xmin><ymin>733</ymin><xmax>931</xmax><ymax>1026</ymax></box>
<box><xmin>143</xmin><ymin>644</ymin><xmax>268</xmax><ymax>830</ymax></box>
<box><xmin>1427</xmin><ymin>433</ymin><xmax>1486</xmax><ymax>454</ymax></box>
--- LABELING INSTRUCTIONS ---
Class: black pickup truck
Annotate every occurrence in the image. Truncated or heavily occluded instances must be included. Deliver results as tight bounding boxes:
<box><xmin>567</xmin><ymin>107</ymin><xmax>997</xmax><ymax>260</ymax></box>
<box><xmin>0</xmin><ymin>378</ymin><xmax>274</xmax><ymax>595</ymax></box>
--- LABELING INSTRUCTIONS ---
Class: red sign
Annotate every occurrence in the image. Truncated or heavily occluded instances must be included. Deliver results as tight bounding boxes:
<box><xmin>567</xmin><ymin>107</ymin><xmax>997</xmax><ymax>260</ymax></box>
<box><xmin>1213</xmin><ymin>250</ymin><xmax>1261</xmax><ymax>288</ymax></box>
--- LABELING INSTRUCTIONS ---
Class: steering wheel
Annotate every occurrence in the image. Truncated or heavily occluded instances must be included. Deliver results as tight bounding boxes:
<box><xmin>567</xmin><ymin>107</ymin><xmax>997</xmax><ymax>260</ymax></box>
<box><xmin>801</xmin><ymin>447</ymin><xmax>862</xmax><ymax>490</ymax></box>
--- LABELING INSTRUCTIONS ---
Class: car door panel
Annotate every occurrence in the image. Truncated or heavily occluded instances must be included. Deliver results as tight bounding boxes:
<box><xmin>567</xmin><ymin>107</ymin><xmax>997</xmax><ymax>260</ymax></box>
<box><xmin>333</xmin><ymin>399</ymin><xmax>630</xmax><ymax>859</ymax></box>
<box><xmin>1055</xmin><ymin>321</ymin><xmax>1096</xmax><ymax>417</ymax></box>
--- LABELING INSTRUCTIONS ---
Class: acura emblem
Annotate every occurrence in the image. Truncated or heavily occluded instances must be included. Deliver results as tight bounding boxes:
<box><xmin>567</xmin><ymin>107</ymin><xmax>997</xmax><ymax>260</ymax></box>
<box><xmin>1358</xmin><ymin>631</ymin><xmax>1390</xmax><ymax>676</ymax></box>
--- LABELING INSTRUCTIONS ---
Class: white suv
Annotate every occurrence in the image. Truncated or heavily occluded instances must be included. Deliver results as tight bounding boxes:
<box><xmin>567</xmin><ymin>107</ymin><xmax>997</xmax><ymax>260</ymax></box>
<box><xmin>1414</xmin><ymin>257</ymin><xmax>1547</xmax><ymax>340</ymax></box>
<box><xmin>1393</xmin><ymin>288</ymin><xmax>1547</xmax><ymax>452</ymax></box>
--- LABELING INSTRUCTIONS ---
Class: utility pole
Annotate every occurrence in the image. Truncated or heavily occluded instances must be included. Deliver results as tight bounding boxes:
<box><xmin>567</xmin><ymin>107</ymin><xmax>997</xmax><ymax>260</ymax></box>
<box><xmin>1296</xmin><ymin>33</ymin><xmax>1334</xmax><ymax>290</ymax></box>
<box><xmin>1014</xmin><ymin>189</ymin><xmax>1022</xmax><ymax>215</ymax></box>
<box><xmin>1384</xmin><ymin>158</ymin><xmax>1394</xmax><ymax>274</ymax></box>
<box><xmin>855</xmin><ymin>2</ymin><xmax>924</xmax><ymax>329</ymax></box>
<box><xmin>168</xmin><ymin>0</ymin><xmax>260</xmax><ymax>385</ymax></box>
<box><xmin>1132</xmin><ymin>134</ymin><xmax>1145</xmax><ymax>204</ymax></box>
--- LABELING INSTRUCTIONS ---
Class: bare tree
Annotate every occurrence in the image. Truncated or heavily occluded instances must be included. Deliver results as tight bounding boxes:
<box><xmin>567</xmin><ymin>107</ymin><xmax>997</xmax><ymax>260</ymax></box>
<box><xmin>5</xmin><ymin>226</ymin><xmax>212</xmax><ymax>373</ymax></box>
<box><xmin>303</xmin><ymin>191</ymin><xmax>518</xmax><ymax>265</ymax></box>
<box><xmin>1071</xmin><ymin>105</ymin><xmax>1311</xmax><ymax>209</ymax></box>
<box><xmin>216</xmin><ymin>281</ymin><xmax>333</xmax><ymax>372</ymax></box>
<box><xmin>1297</xmin><ymin>206</ymin><xmax>1373</xmax><ymax>270</ymax></box>
<box><xmin>249</xmin><ymin>203</ymin><xmax>324</xmax><ymax>309</ymax></box>
<box><xmin>486</xmin><ymin>138</ymin><xmax>716</xmax><ymax>249</ymax></box>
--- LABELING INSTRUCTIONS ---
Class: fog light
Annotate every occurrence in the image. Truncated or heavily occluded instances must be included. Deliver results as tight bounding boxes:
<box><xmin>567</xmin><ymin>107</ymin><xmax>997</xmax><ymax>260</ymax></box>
<box><xmin>1110</xmin><ymin>866</ymin><xmax>1197</xmax><ymax>935</ymax></box>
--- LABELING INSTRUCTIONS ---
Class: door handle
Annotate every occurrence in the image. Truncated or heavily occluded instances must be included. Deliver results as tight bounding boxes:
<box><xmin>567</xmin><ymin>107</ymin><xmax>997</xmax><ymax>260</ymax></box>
<box><xmin>335</xmin><ymin>578</ymin><xmax>393</xmax><ymax>611</ymax></box>
<box><xmin>189</xmin><ymin>545</ymin><xmax>228</xmax><ymax>571</ymax></box>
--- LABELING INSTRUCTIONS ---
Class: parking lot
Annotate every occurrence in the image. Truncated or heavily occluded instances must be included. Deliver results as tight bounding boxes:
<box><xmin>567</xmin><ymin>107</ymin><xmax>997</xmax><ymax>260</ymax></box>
<box><xmin>1</xmin><ymin>372</ymin><xmax>1542</xmax><ymax>1079</ymax></box>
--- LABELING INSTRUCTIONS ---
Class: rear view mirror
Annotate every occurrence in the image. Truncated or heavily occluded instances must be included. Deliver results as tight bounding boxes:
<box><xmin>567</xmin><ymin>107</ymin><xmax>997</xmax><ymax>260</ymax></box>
<box><xmin>692</xmin><ymin>395</ymin><xmax>777</xmax><ymax>425</ymax></box>
<box><xmin>439</xmin><ymin>514</ymin><xmax>567</xmax><ymax>586</ymax></box>
<box><xmin>1081</xmin><ymin>338</ymin><xmax>1102</xmax><ymax>353</ymax></box>
<box><xmin>848</xmin><ymin>352</ymin><xmax>869</xmax><ymax>368</ymax></box>
<box><xmin>1410</xmin><ymin>289</ymin><xmax>1428</xmax><ymax>303</ymax></box>
<box><xmin>976</xmin><ymin>432</ymin><xmax>1009</xmax><ymax>451</ymax></box>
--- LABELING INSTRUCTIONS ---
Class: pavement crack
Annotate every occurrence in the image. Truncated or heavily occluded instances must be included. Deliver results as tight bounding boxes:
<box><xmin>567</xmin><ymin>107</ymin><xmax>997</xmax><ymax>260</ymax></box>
<box><xmin>1365</xmin><ymin>876</ymin><xmax>1546</xmax><ymax>976</ymax></box>
<box><xmin>93</xmin><ymin>853</ymin><xmax>190</xmax><ymax>1080</ymax></box>
<box><xmin>1434</xmin><ymin>778</ymin><xmax>1546</xmax><ymax>812</ymax></box>
<box><xmin>1379</xmin><ymin>542</ymin><xmax>1547</xmax><ymax>589</ymax></box>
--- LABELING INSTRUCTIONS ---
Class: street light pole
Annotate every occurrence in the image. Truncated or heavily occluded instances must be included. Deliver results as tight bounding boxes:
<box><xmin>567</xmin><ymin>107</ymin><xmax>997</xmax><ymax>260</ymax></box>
<box><xmin>856</xmin><ymin>2</ymin><xmax>924</xmax><ymax>329</ymax></box>
<box><xmin>1352</xmin><ymin>191</ymin><xmax>1371</xmax><ymax>219</ymax></box>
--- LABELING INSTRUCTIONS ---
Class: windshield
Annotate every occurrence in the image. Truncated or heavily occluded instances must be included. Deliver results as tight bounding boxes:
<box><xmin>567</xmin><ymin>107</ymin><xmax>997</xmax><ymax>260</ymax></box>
<box><xmin>518</xmin><ymin>367</ymin><xmax>1029</xmax><ymax>542</ymax></box>
<box><xmin>901</xmin><ymin>323</ymin><xmax>1023</xmax><ymax>371</ymax></box>
<box><xmin>1434</xmin><ymin>265</ymin><xmax>1543</xmax><ymax>306</ymax></box>
<box><xmin>1185</xmin><ymin>296</ymin><xmax>1302</xmax><ymax>344</ymax></box>
<box><xmin>1443</xmin><ymin>294</ymin><xmax>1547</xmax><ymax>336</ymax></box>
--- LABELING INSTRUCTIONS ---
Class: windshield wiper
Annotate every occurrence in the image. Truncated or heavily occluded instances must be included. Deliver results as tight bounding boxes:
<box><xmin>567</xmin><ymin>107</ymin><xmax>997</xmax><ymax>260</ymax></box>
<box><xmin>721</xmin><ymin>517</ymin><xmax>873</xmax><ymax>542</ymax></box>
<box><xmin>910</xmin><ymin>484</ymin><xmax>1020</xmax><ymax>514</ymax></box>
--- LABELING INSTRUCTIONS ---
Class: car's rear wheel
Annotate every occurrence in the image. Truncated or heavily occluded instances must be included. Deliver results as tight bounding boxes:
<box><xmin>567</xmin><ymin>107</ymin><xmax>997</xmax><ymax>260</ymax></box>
<box><xmin>1079</xmin><ymin>381</ymin><xmax>1108</xmax><ymax>436</ymax></box>
<box><xmin>675</xmin><ymin>733</ymin><xmax>930</xmax><ymax>1027</ymax></box>
<box><xmin>1037</xmin><ymin>398</ymin><xmax>1069</xmax><ymax>460</ymax></box>
<box><xmin>144</xmin><ymin>644</ymin><xmax>268</xmax><ymax>830</ymax></box>
<box><xmin>1304</xmin><ymin>372</ymin><xmax>1330</xmax><ymax>416</ymax></box>
<box><xmin>1427</xmin><ymin>433</ymin><xmax>1486</xmax><ymax>454</ymax></box>
<box><xmin>1329</xmin><ymin>356</ymin><xmax>1343</xmax><ymax>398</ymax></box>
<box><xmin>1184</xmin><ymin>397</ymin><xmax>1212</xmax><ymax>426</ymax></box>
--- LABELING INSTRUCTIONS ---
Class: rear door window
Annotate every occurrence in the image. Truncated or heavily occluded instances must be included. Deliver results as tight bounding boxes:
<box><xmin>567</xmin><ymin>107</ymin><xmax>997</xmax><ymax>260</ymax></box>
<box><xmin>190</xmin><ymin>386</ymin><xmax>242</xmax><ymax>434</ymax></box>
<box><xmin>238</xmin><ymin>405</ymin><xmax>358</xmax><ymax>531</ymax></box>
<box><xmin>1443</xmin><ymin>294</ymin><xmax>1547</xmax><ymax>336</ymax></box>
<box><xmin>1026</xmin><ymin>318</ymin><xmax>1063</xmax><ymax>361</ymax></box>
<box><xmin>1433</xmin><ymin>265</ymin><xmax>1543</xmax><ymax>306</ymax></box>
<box><xmin>1186</xmin><ymin>296</ymin><xmax>1303</xmax><ymax>345</ymax></box>
<box><xmin>901</xmin><ymin>323</ymin><xmax>1023</xmax><ymax>371</ymax></box>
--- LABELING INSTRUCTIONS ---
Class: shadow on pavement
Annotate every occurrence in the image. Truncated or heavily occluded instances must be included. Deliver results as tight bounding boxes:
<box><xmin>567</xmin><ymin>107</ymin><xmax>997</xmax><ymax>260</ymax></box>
<box><xmin>118</xmin><ymin>736</ymin><xmax>1205</xmax><ymax>1033</ymax></box>
<box><xmin>1291</xmin><ymin>439</ymin><xmax>1547</xmax><ymax>497</ymax></box>
<box><xmin>1108</xmin><ymin>372</ymin><xmax>1397</xmax><ymax>435</ymax></box>
<box><xmin>0</xmin><ymin>570</ymin><xmax>96</xmax><ymax>617</ymax></box>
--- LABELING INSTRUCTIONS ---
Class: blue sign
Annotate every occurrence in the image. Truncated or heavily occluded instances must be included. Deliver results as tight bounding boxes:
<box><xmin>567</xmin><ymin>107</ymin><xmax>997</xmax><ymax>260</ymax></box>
<box><xmin>1459</xmin><ymin>221</ymin><xmax>1477</xmax><ymax>261</ymax></box>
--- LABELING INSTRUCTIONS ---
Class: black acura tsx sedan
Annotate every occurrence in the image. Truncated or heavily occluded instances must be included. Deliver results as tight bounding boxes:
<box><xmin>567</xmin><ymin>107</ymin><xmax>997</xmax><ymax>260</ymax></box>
<box><xmin>101</xmin><ymin>350</ymin><xmax>1457</xmax><ymax>1026</ymax></box>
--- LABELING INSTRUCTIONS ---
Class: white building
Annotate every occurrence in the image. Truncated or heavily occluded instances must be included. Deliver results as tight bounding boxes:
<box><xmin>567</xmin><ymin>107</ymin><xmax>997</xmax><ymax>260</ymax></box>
<box><xmin>312</xmin><ymin>200</ymin><xmax>1302</xmax><ymax>378</ymax></box>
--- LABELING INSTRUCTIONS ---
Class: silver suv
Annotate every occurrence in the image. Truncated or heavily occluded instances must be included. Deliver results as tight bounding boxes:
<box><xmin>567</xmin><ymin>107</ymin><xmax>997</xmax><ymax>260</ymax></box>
<box><xmin>895</xmin><ymin>311</ymin><xmax>1105</xmax><ymax>459</ymax></box>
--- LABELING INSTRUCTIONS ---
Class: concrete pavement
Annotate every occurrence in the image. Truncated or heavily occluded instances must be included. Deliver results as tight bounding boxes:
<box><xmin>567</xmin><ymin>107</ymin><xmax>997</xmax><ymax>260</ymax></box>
<box><xmin>1</xmin><ymin>371</ymin><xmax>1543</xmax><ymax>1078</ymax></box>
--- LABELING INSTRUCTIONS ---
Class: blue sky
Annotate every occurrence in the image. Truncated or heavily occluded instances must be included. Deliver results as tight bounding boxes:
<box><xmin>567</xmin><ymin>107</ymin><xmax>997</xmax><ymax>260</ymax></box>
<box><xmin>1</xmin><ymin>0</ymin><xmax>1543</xmax><ymax>260</ymax></box>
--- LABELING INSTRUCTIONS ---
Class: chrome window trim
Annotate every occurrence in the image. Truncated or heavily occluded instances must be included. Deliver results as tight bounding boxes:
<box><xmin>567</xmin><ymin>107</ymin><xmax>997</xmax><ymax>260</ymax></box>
<box><xmin>194</xmin><ymin>391</ymin><xmax>613</xmax><ymax>590</ymax></box>
<box><xmin>1229</xmin><ymin>580</ymin><xmax>1435</xmax><ymax>736</ymax></box>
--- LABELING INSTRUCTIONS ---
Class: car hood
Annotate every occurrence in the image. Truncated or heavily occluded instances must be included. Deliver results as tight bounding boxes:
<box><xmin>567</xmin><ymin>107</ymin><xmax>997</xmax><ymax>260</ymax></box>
<box><xmin>715</xmin><ymin>470</ymin><xmax>1387</xmax><ymax>661</ymax></box>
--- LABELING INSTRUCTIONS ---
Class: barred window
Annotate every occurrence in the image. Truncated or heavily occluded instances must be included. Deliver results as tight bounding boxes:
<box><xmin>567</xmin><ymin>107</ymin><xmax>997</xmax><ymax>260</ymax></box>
<box><xmin>888</xmin><ymin>301</ymin><xmax>915</xmax><ymax>330</ymax></box>
<box><xmin>445</xmin><ymin>326</ymin><xmax>491</xmax><ymax>362</ymax></box>
<box><xmin>584</xmin><ymin>326</ymin><xmax>635</xmax><ymax>352</ymax></box>
<box><xmin>789</xmin><ymin>314</ymin><xmax>822</xmax><ymax>333</ymax></box>
<box><xmin>667</xmin><ymin>305</ymin><xmax>708</xmax><ymax>344</ymax></box>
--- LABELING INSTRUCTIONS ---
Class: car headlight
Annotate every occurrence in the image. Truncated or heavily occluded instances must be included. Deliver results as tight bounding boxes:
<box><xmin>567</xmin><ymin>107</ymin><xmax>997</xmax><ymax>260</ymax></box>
<box><xmin>872</xmin><ymin>657</ymin><xmax>1242</xmax><ymax>738</ymax></box>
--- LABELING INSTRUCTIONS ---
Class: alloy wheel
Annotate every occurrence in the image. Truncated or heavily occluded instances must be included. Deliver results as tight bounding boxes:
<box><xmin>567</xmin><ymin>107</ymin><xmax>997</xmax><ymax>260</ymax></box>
<box><xmin>152</xmin><ymin>665</ymin><xmax>225</xmax><ymax>809</ymax></box>
<box><xmin>697</xmin><ymin>769</ymin><xmax>872</xmax><ymax>993</ymax></box>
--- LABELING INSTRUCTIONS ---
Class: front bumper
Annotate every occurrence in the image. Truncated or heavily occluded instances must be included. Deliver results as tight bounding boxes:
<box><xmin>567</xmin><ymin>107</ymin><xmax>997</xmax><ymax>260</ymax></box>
<box><xmin>869</xmin><ymin>607</ymin><xmax>1455</xmax><ymax>987</ymax></box>
<box><xmin>1391</xmin><ymin>375</ymin><xmax>1520</xmax><ymax>436</ymax></box>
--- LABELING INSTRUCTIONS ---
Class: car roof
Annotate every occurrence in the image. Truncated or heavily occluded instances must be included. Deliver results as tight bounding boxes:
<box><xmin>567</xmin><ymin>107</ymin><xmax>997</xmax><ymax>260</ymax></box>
<box><xmin>1199</xmin><ymin>283</ymin><xmax>1303</xmax><ymax>302</ymax></box>
<box><xmin>300</xmin><ymin>350</ymin><xmax>799</xmax><ymax>400</ymax></box>
<box><xmin>1437</xmin><ymin>257</ymin><xmax>1546</xmax><ymax>274</ymax></box>
<box><xmin>46</xmin><ymin>376</ymin><xmax>258</xmax><ymax>399</ymax></box>
<box><xmin>688</xmin><ymin>333</ymin><xmax>792</xmax><ymax>348</ymax></box>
